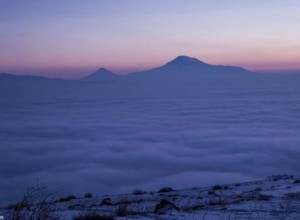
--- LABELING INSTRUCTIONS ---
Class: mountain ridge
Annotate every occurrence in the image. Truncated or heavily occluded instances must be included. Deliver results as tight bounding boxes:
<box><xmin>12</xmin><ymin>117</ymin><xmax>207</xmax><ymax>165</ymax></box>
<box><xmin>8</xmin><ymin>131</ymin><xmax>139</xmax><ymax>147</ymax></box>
<box><xmin>1</xmin><ymin>55</ymin><xmax>255</xmax><ymax>82</ymax></box>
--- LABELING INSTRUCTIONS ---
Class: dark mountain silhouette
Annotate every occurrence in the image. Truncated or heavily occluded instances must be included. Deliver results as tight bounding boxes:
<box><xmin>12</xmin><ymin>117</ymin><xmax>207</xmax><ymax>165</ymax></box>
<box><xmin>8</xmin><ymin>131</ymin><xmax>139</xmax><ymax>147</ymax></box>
<box><xmin>2</xmin><ymin>56</ymin><xmax>300</xmax><ymax>99</ymax></box>
<box><xmin>1</xmin><ymin>55</ymin><xmax>257</xmax><ymax>83</ymax></box>
<box><xmin>0</xmin><ymin>73</ymin><xmax>50</xmax><ymax>81</ymax></box>
<box><xmin>128</xmin><ymin>55</ymin><xmax>252</xmax><ymax>79</ymax></box>
<box><xmin>83</xmin><ymin>68</ymin><xmax>120</xmax><ymax>81</ymax></box>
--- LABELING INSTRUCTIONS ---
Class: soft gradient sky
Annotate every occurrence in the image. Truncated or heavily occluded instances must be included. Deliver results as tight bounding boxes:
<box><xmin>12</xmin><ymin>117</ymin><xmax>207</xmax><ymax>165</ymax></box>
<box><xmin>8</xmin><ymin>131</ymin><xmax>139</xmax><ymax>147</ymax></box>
<box><xmin>1</xmin><ymin>0</ymin><xmax>300</xmax><ymax>78</ymax></box>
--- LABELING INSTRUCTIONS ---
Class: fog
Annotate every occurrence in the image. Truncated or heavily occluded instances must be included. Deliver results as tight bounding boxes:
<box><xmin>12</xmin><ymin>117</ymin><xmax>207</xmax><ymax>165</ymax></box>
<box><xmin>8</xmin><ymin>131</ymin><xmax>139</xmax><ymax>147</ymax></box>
<box><xmin>1</xmin><ymin>76</ymin><xmax>300</xmax><ymax>204</ymax></box>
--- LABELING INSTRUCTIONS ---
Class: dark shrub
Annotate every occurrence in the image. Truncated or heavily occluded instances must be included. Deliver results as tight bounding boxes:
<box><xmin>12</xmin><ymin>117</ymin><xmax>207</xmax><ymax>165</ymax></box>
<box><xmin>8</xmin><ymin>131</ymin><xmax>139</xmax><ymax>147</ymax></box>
<box><xmin>209</xmin><ymin>199</ymin><xmax>226</xmax><ymax>206</ymax></box>
<box><xmin>255</xmin><ymin>187</ymin><xmax>262</xmax><ymax>192</ymax></box>
<box><xmin>100</xmin><ymin>198</ymin><xmax>112</xmax><ymax>206</ymax></box>
<box><xmin>286</xmin><ymin>192</ymin><xmax>300</xmax><ymax>199</ymax></box>
<box><xmin>158</xmin><ymin>187</ymin><xmax>174</xmax><ymax>193</ymax></box>
<box><xmin>58</xmin><ymin>195</ymin><xmax>76</xmax><ymax>203</ymax></box>
<box><xmin>208</xmin><ymin>190</ymin><xmax>216</xmax><ymax>195</ymax></box>
<box><xmin>154</xmin><ymin>199</ymin><xmax>179</xmax><ymax>214</ymax></box>
<box><xmin>84</xmin><ymin>193</ymin><xmax>93</xmax><ymax>198</ymax></box>
<box><xmin>294</xmin><ymin>180</ymin><xmax>300</xmax><ymax>184</ymax></box>
<box><xmin>191</xmin><ymin>204</ymin><xmax>205</xmax><ymax>210</ymax></box>
<box><xmin>213</xmin><ymin>185</ymin><xmax>222</xmax><ymax>190</ymax></box>
<box><xmin>6</xmin><ymin>186</ymin><xmax>59</xmax><ymax>220</ymax></box>
<box><xmin>73</xmin><ymin>213</ymin><xmax>113</xmax><ymax>220</ymax></box>
<box><xmin>257</xmin><ymin>194</ymin><xmax>272</xmax><ymax>201</ymax></box>
<box><xmin>68</xmin><ymin>204</ymin><xmax>85</xmax><ymax>210</ymax></box>
<box><xmin>115</xmin><ymin>204</ymin><xmax>128</xmax><ymax>217</ymax></box>
<box><xmin>132</xmin><ymin>189</ymin><xmax>146</xmax><ymax>195</ymax></box>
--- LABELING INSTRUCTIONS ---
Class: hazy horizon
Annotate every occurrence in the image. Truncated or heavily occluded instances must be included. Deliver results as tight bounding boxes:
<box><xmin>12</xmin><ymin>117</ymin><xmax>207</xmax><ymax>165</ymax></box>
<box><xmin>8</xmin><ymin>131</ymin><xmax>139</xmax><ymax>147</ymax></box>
<box><xmin>1</xmin><ymin>0</ymin><xmax>300</xmax><ymax>78</ymax></box>
<box><xmin>1</xmin><ymin>54</ymin><xmax>300</xmax><ymax>79</ymax></box>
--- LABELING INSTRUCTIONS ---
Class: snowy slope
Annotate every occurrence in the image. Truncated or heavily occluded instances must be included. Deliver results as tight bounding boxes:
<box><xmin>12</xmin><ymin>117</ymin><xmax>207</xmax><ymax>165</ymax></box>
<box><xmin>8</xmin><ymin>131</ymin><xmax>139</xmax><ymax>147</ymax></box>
<box><xmin>28</xmin><ymin>175</ymin><xmax>300</xmax><ymax>220</ymax></box>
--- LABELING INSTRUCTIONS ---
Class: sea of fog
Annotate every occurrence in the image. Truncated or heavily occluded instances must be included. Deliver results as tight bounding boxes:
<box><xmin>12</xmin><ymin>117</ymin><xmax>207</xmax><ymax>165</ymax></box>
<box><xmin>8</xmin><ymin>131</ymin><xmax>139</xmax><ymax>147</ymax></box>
<box><xmin>1</xmin><ymin>77</ymin><xmax>300</xmax><ymax>204</ymax></box>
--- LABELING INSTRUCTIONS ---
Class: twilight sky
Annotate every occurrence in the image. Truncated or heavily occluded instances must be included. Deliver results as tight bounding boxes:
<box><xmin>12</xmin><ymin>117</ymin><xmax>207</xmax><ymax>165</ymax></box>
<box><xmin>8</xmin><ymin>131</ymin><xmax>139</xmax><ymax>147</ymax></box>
<box><xmin>1</xmin><ymin>0</ymin><xmax>300</xmax><ymax>78</ymax></box>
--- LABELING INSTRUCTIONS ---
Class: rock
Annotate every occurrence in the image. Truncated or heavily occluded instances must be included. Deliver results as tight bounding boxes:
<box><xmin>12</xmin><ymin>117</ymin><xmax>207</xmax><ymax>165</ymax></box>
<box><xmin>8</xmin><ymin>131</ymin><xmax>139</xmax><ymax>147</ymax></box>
<box><xmin>154</xmin><ymin>199</ymin><xmax>179</xmax><ymax>214</ymax></box>
<box><xmin>100</xmin><ymin>198</ymin><xmax>112</xmax><ymax>206</ymax></box>
<box><xmin>158</xmin><ymin>187</ymin><xmax>174</xmax><ymax>193</ymax></box>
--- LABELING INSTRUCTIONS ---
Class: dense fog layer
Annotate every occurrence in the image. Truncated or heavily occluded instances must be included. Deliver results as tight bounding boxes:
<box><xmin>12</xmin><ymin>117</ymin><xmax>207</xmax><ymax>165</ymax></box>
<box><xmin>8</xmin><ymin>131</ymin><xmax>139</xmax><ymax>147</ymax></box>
<box><xmin>0</xmin><ymin>75</ymin><xmax>300</xmax><ymax>204</ymax></box>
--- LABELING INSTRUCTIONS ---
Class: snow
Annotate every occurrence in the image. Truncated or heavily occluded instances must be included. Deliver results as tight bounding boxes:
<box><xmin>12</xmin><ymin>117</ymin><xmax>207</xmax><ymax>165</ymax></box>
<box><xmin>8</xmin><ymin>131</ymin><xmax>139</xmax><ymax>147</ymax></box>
<box><xmin>22</xmin><ymin>175</ymin><xmax>300</xmax><ymax>220</ymax></box>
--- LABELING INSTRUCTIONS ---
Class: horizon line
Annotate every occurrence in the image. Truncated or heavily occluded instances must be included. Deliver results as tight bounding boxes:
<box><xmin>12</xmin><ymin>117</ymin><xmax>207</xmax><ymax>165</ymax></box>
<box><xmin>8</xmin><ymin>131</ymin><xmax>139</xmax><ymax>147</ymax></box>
<box><xmin>1</xmin><ymin>55</ymin><xmax>300</xmax><ymax>79</ymax></box>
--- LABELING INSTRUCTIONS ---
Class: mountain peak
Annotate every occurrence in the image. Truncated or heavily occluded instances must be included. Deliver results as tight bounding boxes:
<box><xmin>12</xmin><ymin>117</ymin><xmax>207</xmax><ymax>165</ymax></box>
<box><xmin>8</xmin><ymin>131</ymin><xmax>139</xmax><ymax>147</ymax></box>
<box><xmin>166</xmin><ymin>55</ymin><xmax>208</xmax><ymax>66</ymax></box>
<box><xmin>83</xmin><ymin>68</ymin><xmax>118</xmax><ymax>81</ymax></box>
<box><xmin>95</xmin><ymin>68</ymin><xmax>114</xmax><ymax>74</ymax></box>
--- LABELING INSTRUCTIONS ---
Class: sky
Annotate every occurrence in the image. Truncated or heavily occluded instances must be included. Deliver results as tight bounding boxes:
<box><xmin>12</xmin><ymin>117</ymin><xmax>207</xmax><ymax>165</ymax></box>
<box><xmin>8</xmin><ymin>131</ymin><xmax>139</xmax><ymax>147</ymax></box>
<box><xmin>1</xmin><ymin>0</ymin><xmax>300</xmax><ymax>78</ymax></box>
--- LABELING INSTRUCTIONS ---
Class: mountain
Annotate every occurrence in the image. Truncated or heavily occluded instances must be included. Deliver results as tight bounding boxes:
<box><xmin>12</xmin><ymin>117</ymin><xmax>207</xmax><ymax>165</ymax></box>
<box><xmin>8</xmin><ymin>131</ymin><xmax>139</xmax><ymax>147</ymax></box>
<box><xmin>82</xmin><ymin>55</ymin><xmax>254</xmax><ymax>82</ymax></box>
<box><xmin>83</xmin><ymin>68</ymin><xmax>120</xmax><ymax>81</ymax></box>
<box><xmin>0</xmin><ymin>73</ymin><xmax>51</xmax><ymax>81</ymax></box>
<box><xmin>128</xmin><ymin>55</ymin><xmax>252</xmax><ymax>79</ymax></box>
<box><xmin>1</xmin><ymin>55</ymin><xmax>256</xmax><ymax>83</ymax></box>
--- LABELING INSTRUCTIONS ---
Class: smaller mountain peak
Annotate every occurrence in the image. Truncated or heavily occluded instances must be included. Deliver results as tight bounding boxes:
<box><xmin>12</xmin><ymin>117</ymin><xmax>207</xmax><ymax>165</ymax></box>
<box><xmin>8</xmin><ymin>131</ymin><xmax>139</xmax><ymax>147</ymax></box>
<box><xmin>83</xmin><ymin>68</ymin><xmax>118</xmax><ymax>81</ymax></box>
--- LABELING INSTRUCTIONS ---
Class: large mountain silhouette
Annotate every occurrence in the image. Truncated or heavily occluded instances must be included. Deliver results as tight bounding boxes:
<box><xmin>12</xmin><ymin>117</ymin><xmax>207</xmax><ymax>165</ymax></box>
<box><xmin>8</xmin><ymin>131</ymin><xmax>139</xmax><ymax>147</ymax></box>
<box><xmin>1</xmin><ymin>55</ymin><xmax>300</xmax><ymax>99</ymax></box>
<box><xmin>81</xmin><ymin>55</ymin><xmax>253</xmax><ymax>82</ymax></box>
<box><xmin>126</xmin><ymin>55</ymin><xmax>251</xmax><ymax>80</ymax></box>
<box><xmin>1</xmin><ymin>55</ymin><xmax>256</xmax><ymax>83</ymax></box>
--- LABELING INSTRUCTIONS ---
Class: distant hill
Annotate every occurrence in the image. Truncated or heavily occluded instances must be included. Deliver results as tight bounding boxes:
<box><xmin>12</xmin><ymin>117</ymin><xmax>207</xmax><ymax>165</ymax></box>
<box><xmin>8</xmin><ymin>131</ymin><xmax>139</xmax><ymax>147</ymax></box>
<box><xmin>0</xmin><ymin>73</ymin><xmax>50</xmax><ymax>81</ymax></box>
<box><xmin>82</xmin><ymin>68</ymin><xmax>121</xmax><ymax>81</ymax></box>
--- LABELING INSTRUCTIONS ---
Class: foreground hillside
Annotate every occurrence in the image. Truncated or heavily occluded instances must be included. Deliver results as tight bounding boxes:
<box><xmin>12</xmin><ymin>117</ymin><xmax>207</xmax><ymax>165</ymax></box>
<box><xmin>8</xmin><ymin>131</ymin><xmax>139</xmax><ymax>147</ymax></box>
<box><xmin>3</xmin><ymin>175</ymin><xmax>300</xmax><ymax>220</ymax></box>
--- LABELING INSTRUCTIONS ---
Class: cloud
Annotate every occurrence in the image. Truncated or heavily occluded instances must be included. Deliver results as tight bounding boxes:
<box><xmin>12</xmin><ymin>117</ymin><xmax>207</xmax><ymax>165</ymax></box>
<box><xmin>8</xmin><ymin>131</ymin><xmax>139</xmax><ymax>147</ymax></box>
<box><xmin>1</xmin><ymin>80</ymin><xmax>300</xmax><ymax>204</ymax></box>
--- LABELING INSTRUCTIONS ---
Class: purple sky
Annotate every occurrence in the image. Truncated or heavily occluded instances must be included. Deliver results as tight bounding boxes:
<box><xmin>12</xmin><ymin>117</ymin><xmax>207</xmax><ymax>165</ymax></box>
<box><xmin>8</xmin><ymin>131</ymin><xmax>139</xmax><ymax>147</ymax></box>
<box><xmin>1</xmin><ymin>0</ymin><xmax>300</xmax><ymax>78</ymax></box>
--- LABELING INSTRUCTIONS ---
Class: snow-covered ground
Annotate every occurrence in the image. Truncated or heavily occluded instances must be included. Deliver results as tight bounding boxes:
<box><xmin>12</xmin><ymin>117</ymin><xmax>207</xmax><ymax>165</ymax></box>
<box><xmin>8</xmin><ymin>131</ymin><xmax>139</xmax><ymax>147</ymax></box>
<box><xmin>34</xmin><ymin>175</ymin><xmax>300</xmax><ymax>220</ymax></box>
